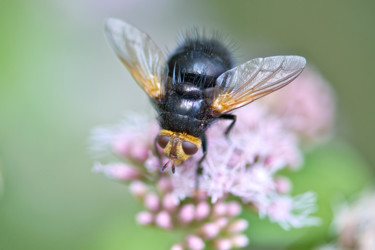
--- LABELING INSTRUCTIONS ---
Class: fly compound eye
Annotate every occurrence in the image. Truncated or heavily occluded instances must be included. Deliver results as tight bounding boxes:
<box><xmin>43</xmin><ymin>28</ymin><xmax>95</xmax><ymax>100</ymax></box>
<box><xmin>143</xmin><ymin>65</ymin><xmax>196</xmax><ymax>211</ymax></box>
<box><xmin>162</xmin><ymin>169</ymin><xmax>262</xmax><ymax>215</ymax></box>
<box><xmin>157</xmin><ymin>135</ymin><xmax>170</xmax><ymax>148</ymax></box>
<box><xmin>182</xmin><ymin>141</ymin><xmax>198</xmax><ymax>155</ymax></box>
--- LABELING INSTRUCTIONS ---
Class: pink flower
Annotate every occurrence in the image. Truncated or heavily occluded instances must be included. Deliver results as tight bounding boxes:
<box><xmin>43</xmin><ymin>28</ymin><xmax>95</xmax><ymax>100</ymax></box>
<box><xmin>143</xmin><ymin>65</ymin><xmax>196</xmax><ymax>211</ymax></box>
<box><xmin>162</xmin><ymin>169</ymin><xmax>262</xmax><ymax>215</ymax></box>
<box><xmin>129</xmin><ymin>181</ymin><xmax>148</xmax><ymax>198</ymax></box>
<box><xmin>144</xmin><ymin>193</ymin><xmax>160</xmax><ymax>212</ymax></box>
<box><xmin>163</xmin><ymin>193</ymin><xmax>178</xmax><ymax>212</ymax></box>
<box><xmin>214</xmin><ymin>238</ymin><xmax>232</xmax><ymax>250</ymax></box>
<box><xmin>231</xmin><ymin>234</ymin><xmax>249</xmax><ymax>248</ymax></box>
<box><xmin>186</xmin><ymin>235</ymin><xmax>205</xmax><ymax>250</ymax></box>
<box><xmin>227</xmin><ymin>219</ymin><xmax>248</xmax><ymax>233</ymax></box>
<box><xmin>136</xmin><ymin>211</ymin><xmax>153</xmax><ymax>225</ymax></box>
<box><xmin>274</xmin><ymin>177</ymin><xmax>292</xmax><ymax>194</ymax></box>
<box><xmin>200</xmin><ymin>223</ymin><xmax>220</xmax><ymax>239</ymax></box>
<box><xmin>195</xmin><ymin>201</ymin><xmax>211</xmax><ymax>221</ymax></box>
<box><xmin>91</xmin><ymin>72</ymin><xmax>334</xmax><ymax>247</ymax></box>
<box><xmin>320</xmin><ymin>190</ymin><xmax>375</xmax><ymax>250</ymax></box>
<box><xmin>155</xmin><ymin>211</ymin><xmax>173</xmax><ymax>230</ymax></box>
<box><xmin>167</xmin><ymin>104</ymin><xmax>303</xmax><ymax>209</ymax></box>
<box><xmin>93</xmin><ymin>162</ymin><xmax>142</xmax><ymax>181</ymax></box>
<box><xmin>257</xmin><ymin>192</ymin><xmax>321</xmax><ymax>230</ymax></box>
<box><xmin>178</xmin><ymin>204</ymin><xmax>195</xmax><ymax>224</ymax></box>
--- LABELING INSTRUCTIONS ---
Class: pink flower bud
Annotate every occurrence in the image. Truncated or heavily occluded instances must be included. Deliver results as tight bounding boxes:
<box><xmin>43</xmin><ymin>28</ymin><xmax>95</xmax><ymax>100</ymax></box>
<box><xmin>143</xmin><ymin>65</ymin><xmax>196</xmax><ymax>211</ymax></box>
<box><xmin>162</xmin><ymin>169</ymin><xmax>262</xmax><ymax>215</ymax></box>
<box><xmin>275</xmin><ymin>177</ymin><xmax>291</xmax><ymax>194</ymax></box>
<box><xmin>213</xmin><ymin>202</ymin><xmax>227</xmax><ymax>217</ymax></box>
<box><xmin>195</xmin><ymin>202</ymin><xmax>210</xmax><ymax>221</ymax></box>
<box><xmin>157</xmin><ymin>177</ymin><xmax>173</xmax><ymax>193</ymax></box>
<box><xmin>214</xmin><ymin>238</ymin><xmax>232</xmax><ymax>250</ymax></box>
<box><xmin>178</xmin><ymin>204</ymin><xmax>195</xmax><ymax>224</ymax></box>
<box><xmin>267</xmin><ymin>197</ymin><xmax>292</xmax><ymax>221</ymax></box>
<box><xmin>200</xmin><ymin>223</ymin><xmax>220</xmax><ymax>239</ymax></box>
<box><xmin>171</xmin><ymin>244</ymin><xmax>184</xmax><ymax>250</ymax></box>
<box><xmin>130</xmin><ymin>143</ymin><xmax>148</xmax><ymax>162</ymax></box>
<box><xmin>144</xmin><ymin>193</ymin><xmax>160</xmax><ymax>211</ymax></box>
<box><xmin>129</xmin><ymin>181</ymin><xmax>148</xmax><ymax>198</ymax></box>
<box><xmin>113</xmin><ymin>164</ymin><xmax>141</xmax><ymax>180</ymax></box>
<box><xmin>226</xmin><ymin>201</ymin><xmax>242</xmax><ymax>217</ymax></box>
<box><xmin>113</xmin><ymin>138</ymin><xmax>130</xmax><ymax>156</ymax></box>
<box><xmin>231</xmin><ymin>234</ymin><xmax>249</xmax><ymax>248</ymax></box>
<box><xmin>144</xmin><ymin>152</ymin><xmax>160</xmax><ymax>172</ymax></box>
<box><xmin>155</xmin><ymin>211</ymin><xmax>173</xmax><ymax>230</ymax></box>
<box><xmin>227</xmin><ymin>219</ymin><xmax>248</xmax><ymax>233</ymax></box>
<box><xmin>136</xmin><ymin>211</ymin><xmax>153</xmax><ymax>225</ymax></box>
<box><xmin>215</xmin><ymin>218</ymin><xmax>229</xmax><ymax>229</ymax></box>
<box><xmin>93</xmin><ymin>162</ymin><xmax>141</xmax><ymax>181</ymax></box>
<box><xmin>186</xmin><ymin>235</ymin><xmax>205</xmax><ymax>250</ymax></box>
<box><xmin>163</xmin><ymin>193</ymin><xmax>178</xmax><ymax>212</ymax></box>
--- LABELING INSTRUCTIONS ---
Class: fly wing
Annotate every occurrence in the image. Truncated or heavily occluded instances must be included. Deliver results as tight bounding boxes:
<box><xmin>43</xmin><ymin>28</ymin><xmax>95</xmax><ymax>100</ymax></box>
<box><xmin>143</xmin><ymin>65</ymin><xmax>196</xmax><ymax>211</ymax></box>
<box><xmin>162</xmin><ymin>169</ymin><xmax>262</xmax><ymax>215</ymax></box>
<box><xmin>211</xmin><ymin>56</ymin><xmax>306</xmax><ymax>114</ymax></box>
<box><xmin>105</xmin><ymin>18</ymin><xmax>167</xmax><ymax>101</ymax></box>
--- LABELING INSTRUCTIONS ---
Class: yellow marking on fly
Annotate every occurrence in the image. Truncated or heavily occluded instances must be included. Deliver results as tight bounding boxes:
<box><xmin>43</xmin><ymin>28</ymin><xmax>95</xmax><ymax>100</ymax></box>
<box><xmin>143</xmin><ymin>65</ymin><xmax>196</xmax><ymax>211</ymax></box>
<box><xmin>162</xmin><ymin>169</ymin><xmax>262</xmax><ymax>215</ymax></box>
<box><xmin>159</xmin><ymin>129</ymin><xmax>201</xmax><ymax>164</ymax></box>
<box><xmin>212</xmin><ymin>92</ymin><xmax>233</xmax><ymax>113</ymax></box>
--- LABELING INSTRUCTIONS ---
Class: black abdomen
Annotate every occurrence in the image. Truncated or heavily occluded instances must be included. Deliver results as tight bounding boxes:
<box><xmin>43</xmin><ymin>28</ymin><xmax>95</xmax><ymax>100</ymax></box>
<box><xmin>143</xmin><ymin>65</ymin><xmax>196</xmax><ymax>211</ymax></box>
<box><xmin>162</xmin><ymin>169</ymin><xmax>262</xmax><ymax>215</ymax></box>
<box><xmin>159</xmin><ymin>83</ymin><xmax>212</xmax><ymax>137</ymax></box>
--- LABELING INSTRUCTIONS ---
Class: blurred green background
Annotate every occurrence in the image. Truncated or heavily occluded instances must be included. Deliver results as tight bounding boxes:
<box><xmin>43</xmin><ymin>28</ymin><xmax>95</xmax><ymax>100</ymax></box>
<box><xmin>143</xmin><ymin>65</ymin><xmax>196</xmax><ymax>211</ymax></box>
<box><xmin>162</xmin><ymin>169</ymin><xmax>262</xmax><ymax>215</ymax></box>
<box><xmin>1</xmin><ymin>1</ymin><xmax>374</xmax><ymax>249</ymax></box>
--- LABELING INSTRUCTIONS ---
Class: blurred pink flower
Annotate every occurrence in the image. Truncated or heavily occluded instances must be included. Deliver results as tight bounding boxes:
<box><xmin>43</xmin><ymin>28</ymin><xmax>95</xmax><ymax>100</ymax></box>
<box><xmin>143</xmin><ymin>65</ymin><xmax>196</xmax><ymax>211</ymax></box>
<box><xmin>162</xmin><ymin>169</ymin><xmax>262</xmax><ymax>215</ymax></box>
<box><xmin>262</xmin><ymin>67</ymin><xmax>335</xmax><ymax>144</ymax></box>
<box><xmin>93</xmin><ymin>162</ymin><xmax>142</xmax><ymax>181</ymax></box>
<box><xmin>320</xmin><ymin>190</ymin><xmax>375</xmax><ymax>250</ymax></box>
<box><xmin>257</xmin><ymin>192</ymin><xmax>321</xmax><ymax>230</ymax></box>
<box><xmin>136</xmin><ymin>211</ymin><xmax>153</xmax><ymax>225</ymax></box>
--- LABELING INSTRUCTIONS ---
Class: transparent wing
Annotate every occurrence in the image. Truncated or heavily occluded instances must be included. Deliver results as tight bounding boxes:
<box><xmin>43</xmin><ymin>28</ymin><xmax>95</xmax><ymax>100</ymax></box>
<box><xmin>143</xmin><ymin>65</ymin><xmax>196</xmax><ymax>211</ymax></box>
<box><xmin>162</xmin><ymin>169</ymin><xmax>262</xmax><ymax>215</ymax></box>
<box><xmin>212</xmin><ymin>55</ymin><xmax>306</xmax><ymax>113</ymax></box>
<box><xmin>105</xmin><ymin>18</ymin><xmax>167</xmax><ymax>101</ymax></box>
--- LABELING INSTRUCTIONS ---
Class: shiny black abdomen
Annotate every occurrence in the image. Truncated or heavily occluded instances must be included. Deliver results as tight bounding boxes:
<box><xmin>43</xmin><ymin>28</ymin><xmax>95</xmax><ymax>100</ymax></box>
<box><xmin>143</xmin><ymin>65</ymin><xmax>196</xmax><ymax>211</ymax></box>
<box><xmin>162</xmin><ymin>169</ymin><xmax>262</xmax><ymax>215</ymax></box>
<box><xmin>159</xmin><ymin>83</ymin><xmax>211</xmax><ymax>137</ymax></box>
<box><xmin>158</xmin><ymin>38</ymin><xmax>233</xmax><ymax>137</ymax></box>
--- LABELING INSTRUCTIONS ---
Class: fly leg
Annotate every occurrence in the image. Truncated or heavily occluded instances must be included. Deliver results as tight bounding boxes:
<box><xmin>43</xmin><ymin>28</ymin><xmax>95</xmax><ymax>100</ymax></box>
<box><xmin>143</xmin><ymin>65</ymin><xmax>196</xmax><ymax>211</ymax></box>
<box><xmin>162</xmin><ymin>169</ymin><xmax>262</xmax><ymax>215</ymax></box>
<box><xmin>154</xmin><ymin>136</ymin><xmax>163</xmax><ymax>169</ymax></box>
<box><xmin>217</xmin><ymin>114</ymin><xmax>236</xmax><ymax>140</ymax></box>
<box><xmin>195</xmin><ymin>134</ymin><xmax>207</xmax><ymax>190</ymax></box>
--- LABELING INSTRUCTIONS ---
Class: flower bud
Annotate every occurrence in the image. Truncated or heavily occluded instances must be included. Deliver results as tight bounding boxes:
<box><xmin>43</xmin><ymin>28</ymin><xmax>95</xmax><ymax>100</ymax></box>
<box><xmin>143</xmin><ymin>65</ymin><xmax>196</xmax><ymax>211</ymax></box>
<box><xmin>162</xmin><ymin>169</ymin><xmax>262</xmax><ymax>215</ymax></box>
<box><xmin>275</xmin><ymin>177</ymin><xmax>291</xmax><ymax>194</ymax></box>
<box><xmin>157</xmin><ymin>177</ymin><xmax>173</xmax><ymax>193</ymax></box>
<box><xmin>129</xmin><ymin>181</ymin><xmax>148</xmax><ymax>198</ymax></box>
<box><xmin>155</xmin><ymin>211</ymin><xmax>173</xmax><ymax>230</ymax></box>
<box><xmin>195</xmin><ymin>202</ymin><xmax>210</xmax><ymax>221</ymax></box>
<box><xmin>186</xmin><ymin>235</ymin><xmax>205</xmax><ymax>250</ymax></box>
<box><xmin>214</xmin><ymin>238</ymin><xmax>232</xmax><ymax>250</ymax></box>
<box><xmin>213</xmin><ymin>202</ymin><xmax>227</xmax><ymax>217</ymax></box>
<box><xmin>226</xmin><ymin>201</ymin><xmax>242</xmax><ymax>217</ymax></box>
<box><xmin>231</xmin><ymin>234</ymin><xmax>249</xmax><ymax>248</ymax></box>
<box><xmin>144</xmin><ymin>193</ymin><xmax>160</xmax><ymax>211</ymax></box>
<box><xmin>136</xmin><ymin>211</ymin><xmax>153</xmax><ymax>225</ymax></box>
<box><xmin>163</xmin><ymin>193</ymin><xmax>178</xmax><ymax>212</ymax></box>
<box><xmin>178</xmin><ymin>204</ymin><xmax>195</xmax><ymax>224</ymax></box>
<box><xmin>200</xmin><ymin>223</ymin><xmax>220</xmax><ymax>239</ymax></box>
<box><xmin>215</xmin><ymin>218</ymin><xmax>229</xmax><ymax>229</ymax></box>
<box><xmin>227</xmin><ymin>219</ymin><xmax>248</xmax><ymax>233</ymax></box>
<box><xmin>171</xmin><ymin>244</ymin><xmax>184</xmax><ymax>250</ymax></box>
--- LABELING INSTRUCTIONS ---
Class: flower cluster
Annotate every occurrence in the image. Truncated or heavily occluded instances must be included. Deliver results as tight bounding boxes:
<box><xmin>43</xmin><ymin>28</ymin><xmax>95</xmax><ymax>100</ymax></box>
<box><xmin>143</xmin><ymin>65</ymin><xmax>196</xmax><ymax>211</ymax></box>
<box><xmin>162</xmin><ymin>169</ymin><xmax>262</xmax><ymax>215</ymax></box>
<box><xmin>91</xmin><ymin>68</ymin><xmax>333</xmax><ymax>249</ymax></box>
